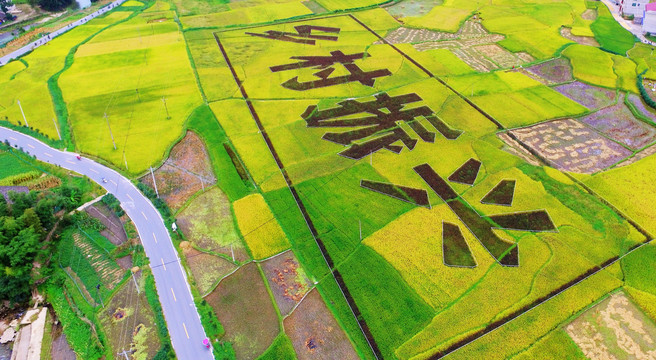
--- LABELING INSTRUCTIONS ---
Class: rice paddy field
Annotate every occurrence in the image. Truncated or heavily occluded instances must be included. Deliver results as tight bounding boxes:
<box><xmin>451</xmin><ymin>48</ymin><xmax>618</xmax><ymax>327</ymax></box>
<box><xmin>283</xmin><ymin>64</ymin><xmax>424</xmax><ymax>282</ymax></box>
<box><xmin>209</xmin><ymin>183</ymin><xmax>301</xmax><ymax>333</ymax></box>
<box><xmin>3</xmin><ymin>0</ymin><xmax>656</xmax><ymax>359</ymax></box>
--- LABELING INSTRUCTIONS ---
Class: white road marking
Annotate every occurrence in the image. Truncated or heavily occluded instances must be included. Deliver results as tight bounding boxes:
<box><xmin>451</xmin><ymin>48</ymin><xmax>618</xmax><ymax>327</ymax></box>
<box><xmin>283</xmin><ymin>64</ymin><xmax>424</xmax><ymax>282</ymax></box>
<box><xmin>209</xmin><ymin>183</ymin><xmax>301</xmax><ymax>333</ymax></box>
<box><xmin>161</xmin><ymin>258</ymin><xmax>166</xmax><ymax>270</ymax></box>
<box><xmin>110</xmin><ymin>179</ymin><xmax>117</xmax><ymax>186</ymax></box>
<box><xmin>44</xmin><ymin>152</ymin><xmax>53</xmax><ymax>158</ymax></box>
<box><xmin>89</xmin><ymin>168</ymin><xmax>99</xmax><ymax>174</ymax></box>
<box><xmin>9</xmin><ymin>137</ymin><xmax>17</xmax><ymax>141</ymax></box>
<box><xmin>27</xmin><ymin>144</ymin><xmax>35</xmax><ymax>149</ymax></box>
<box><xmin>141</xmin><ymin>211</ymin><xmax>148</xmax><ymax>220</ymax></box>
<box><xmin>126</xmin><ymin>193</ymin><xmax>134</xmax><ymax>201</ymax></box>
<box><xmin>183</xmin><ymin>323</ymin><xmax>189</xmax><ymax>339</ymax></box>
<box><xmin>171</xmin><ymin>288</ymin><xmax>176</xmax><ymax>302</ymax></box>
<box><xmin>66</xmin><ymin>160</ymin><xmax>75</xmax><ymax>165</ymax></box>
<box><xmin>153</xmin><ymin>232</ymin><xmax>158</xmax><ymax>244</ymax></box>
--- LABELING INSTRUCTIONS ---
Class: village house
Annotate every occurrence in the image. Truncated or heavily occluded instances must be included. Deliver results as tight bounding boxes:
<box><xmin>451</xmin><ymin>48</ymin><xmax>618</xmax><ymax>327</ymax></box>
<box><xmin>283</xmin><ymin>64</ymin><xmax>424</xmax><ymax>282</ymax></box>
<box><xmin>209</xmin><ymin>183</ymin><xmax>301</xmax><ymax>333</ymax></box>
<box><xmin>643</xmin><ymin>2</ymin><xmax>656</xmax><ymax>34</ymax></box>
<box><xmin>620</xmin><ymin>0</ymin><xmax>650</xmax><ymax>20</ymax></box>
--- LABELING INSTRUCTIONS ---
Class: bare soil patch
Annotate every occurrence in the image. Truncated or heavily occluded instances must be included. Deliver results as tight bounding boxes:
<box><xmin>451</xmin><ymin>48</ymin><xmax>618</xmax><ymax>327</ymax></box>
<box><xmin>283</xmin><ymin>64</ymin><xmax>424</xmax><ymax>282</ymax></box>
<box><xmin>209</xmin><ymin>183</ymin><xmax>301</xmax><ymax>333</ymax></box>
<box><xmin>204</xmin><ymin>262</ymin><xmax>279</xmax><ymax>360</ymax></box>
<box><xmin>580</xmin><ymin>95</ymin><xmax>656</xmax><ymax>150</ymax></box>
<box><xmin>98</xmin><ymin>271</ymin><xmax>161</xmax><ymax>360</ymax></box>
<box><xmin>527</xmin><ymin>57</ymin><xmax>573</xmax><ymax>84</ymax></box>
<box><xmin>50</xmin><ymin>322</ymin><xmax>75</xmax><ymax>360</ymax></box>
<box><xmin>509</xmin><ymin>119</ymin><xmax>632</xmax><ymax>173</ymax></box>
<box><xmin>566</xmin><ymin>292</ymin><xmax>656</xmax><ymax>359</ymax></box>
<box><xmin>116</xmin><ymin>255</ymin><xmax>132</xmax><ymax>270</ymax></box>
<box><xmin>553</xmin><ymin>81</ymin><xmax>616</xmax><ymax>109</ymax></box>
<box><xmin>560</xmin><ymin>27</ymin><xmax>599</xmax><ymax>47</ymax></box>
<box><xmin>284</xmin><ymin>288</ymin><xmax>359</xmax><ymax>360</ymax></box>
<box><xmin>182</xmin><ymin>245</ymin><xmax>237</xmax><ymax>296</ymax></box>
<box><xmin>582</xmin><ymin>9</ymin><xmax>597</xmax><ymax>21</ymax></box>
<box><xmin>85</xmin><ymin>203</ymin><xmax>127</xmax><ymax>246</ymax></box>
<box><xmin>261</xmin><ymin>250</ymin><xmax>312</xmax><ymax>316</ymax></box>
<box><xmin>141</xmin><ymin>131</ymin><xmax>216</xmax><ymax>211</ymax></box>
<box><xmin>176</xmin><ymin>187</ymin><xmax>248</xmax><ymax>262</ymax></box>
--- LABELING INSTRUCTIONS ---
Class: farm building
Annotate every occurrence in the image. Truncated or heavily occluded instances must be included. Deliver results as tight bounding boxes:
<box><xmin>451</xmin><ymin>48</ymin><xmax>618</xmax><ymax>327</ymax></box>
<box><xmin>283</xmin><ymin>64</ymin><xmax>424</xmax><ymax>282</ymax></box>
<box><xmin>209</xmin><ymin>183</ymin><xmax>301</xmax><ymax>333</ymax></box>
<box><xmin>620</xmin><ymin>0</ymin><xmax>650</xmax><ymax>20</ymax></box>
<box><xmin>643</xmin><ymin>3</ymin><xmax>656</xmax><ymax>33</ymax></box>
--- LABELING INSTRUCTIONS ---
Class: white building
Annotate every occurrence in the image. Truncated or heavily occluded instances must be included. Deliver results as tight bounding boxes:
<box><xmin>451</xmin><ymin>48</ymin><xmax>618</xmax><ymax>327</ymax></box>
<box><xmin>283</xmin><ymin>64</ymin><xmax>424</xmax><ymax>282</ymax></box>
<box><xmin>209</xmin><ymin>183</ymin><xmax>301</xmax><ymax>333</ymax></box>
<box><xmin>644</xmin><ymin>3</ymin><xmax>656</xmax><ymax>33</ymax></box>
<box><xmin>621</xmin><ymin>0</ymin><xmax>650</xmax><ymax>19</ymax></box>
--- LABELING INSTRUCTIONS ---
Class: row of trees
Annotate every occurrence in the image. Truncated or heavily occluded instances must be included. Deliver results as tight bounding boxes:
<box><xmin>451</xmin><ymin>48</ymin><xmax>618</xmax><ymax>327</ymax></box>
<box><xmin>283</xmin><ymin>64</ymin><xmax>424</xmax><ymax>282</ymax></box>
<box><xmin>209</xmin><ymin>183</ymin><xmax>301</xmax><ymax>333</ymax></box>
<box><xmin>0</xmin><ymin>185</ymin><xmax>83</xmax><ymax>303</ymax></box>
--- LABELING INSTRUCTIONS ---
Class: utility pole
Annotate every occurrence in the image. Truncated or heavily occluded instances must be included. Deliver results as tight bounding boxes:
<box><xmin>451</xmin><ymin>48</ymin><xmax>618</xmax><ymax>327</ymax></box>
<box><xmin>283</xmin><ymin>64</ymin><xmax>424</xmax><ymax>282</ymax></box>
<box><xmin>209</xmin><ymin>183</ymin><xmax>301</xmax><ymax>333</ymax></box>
<box><xmin>52</xmin><ymin>118</ymin><xmax>61</xmax><ymax>140</ymax></box>
<box><xmin>150</xmin><ymin>167</ymin><xmax>159</xmax><ymax>197</ymax></box>
<box><xmin>131</xmin><ymin>267</ymin><xmax>140</xmax><ymax>294</ymax></box>
<box><xmin>161</xmin><ymin>97</ymin><xmax>170</xmax><ymax>119</ymax></box>
<box><xmin>231</xmin><ymin>245</ymin><xmax>235</xmax><ymax>263</ymax></box>
<box><xmin>17</xmin><ymin>100</ymin><xmax>28</xmax><ymax>127</ymax></box>
<box><xmin>104</xmin><ymin>113</ymin><xmax>117</xmax><ymax>150</ymax></box>
<box><xmin>118</xmin><ymin>350</ymin><xmax>130</xmax><ymax>360</ymax></box>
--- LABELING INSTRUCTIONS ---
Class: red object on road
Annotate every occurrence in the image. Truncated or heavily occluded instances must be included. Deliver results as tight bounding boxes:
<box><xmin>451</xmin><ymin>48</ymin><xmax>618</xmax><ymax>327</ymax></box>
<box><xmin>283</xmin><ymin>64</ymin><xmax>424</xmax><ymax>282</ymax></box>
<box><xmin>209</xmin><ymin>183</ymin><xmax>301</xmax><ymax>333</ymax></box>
<box><xmin>203</xmin><ymin>338</ymin><xmax>210</xmax><ymax>349</ymax></box>
<box><xmin>76</xmin><ymin>155</ymin><xmax>82</xmax><ymax>160</ymax></box>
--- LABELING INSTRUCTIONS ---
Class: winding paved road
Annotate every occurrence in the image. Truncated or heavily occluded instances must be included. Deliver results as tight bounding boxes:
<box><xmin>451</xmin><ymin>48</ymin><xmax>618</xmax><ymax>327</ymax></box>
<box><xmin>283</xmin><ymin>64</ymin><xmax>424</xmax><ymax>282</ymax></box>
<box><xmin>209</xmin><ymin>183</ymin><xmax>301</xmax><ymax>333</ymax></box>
<box><xmin>0</xmin><ymin>127</ymin><xmax>213</xmax><ymax>360</ymax></box>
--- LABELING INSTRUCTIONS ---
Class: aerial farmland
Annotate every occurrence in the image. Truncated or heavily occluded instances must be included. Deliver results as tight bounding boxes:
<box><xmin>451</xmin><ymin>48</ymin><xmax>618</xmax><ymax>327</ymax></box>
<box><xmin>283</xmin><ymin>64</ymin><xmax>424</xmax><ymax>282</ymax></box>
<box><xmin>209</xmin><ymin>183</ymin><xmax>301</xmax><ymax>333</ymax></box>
<box><xmin>0</xmin><ymin>0</ymin><xmax>655</xmax><ymax>359</ymax></box>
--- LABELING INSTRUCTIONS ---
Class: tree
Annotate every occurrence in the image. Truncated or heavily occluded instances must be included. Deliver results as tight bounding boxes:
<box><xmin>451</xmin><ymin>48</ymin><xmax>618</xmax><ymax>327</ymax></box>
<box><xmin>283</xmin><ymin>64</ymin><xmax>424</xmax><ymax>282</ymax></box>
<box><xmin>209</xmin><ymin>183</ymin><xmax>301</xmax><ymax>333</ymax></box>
<box><xmin>6</xmin><ymin>227</ymin><xmax>39</xmax><ymax>267</ymax></box>
<box><xmin>19</xmin><ymin>208</ymin><xmax>44</xmax><ymax>237</ymax></box>
<box><xmin>38</xmin><ymin>0</ymin><xmax>72</xmax><ymax>12</ymax></box>
<box><xmin>0</xmin><ymin>195</ymin><xmax>9</xmax><ymax>217</ymax></box>
<box><xmin>35</xmin><ymin>199</ymin><xmax>55</xmax><ymax>230</ymax></box>
<box><xmin>9</xmin><ymin>191</ymin><xmax>34</xmax><ymax>218</ymax></box>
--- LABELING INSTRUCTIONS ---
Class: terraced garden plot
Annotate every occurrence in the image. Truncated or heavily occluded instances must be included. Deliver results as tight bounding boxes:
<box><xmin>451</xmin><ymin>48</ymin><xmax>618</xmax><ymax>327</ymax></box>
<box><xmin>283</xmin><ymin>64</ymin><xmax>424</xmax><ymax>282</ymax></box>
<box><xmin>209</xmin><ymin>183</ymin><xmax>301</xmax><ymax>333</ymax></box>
<box><xmin>98</xmin><ymin>272</ymin><xmax>161</xmax><ymax>359</ymax></box>
<box><xmin>553</xmin><ymin>81</ymin><xmax>616</xmax><ymax>109</ymax></box>
<box><xmin>182</xmin><ymin>245</ymin><xmax>237</xmax><ymax>296</ymax></box>
<box><xmin>508</xmin><ymin>119</ymin><xmax>632</xmax><ymax>173</ymax></box>
<box><xmin>565</xmin><ymin>292</ymin><xmax>656</xmax><ymax>359</ymax></box>
<box><xmin>526</xmin><ymin>57</ymin><xmax>573</xmax><ymax>84</ymax></box>
<box><xmin>176</xmin><ymin>187</ymin><xmax>248</xmax><ymax>262</ymax></box>
<box><xmin>283</xmin><ymin>288</ymin><xmax>359</xmax><ymax>360</ymax></box>
<box><xmin>261</xmin><ymin>250</ymin><xmax>312</xmax><ymax>316</ymax></box>
<box><xmin>559</xmin><ymin>27</ymin><xmax>599</xmax><ymax>47</ymax></box>
<box><xmin>579</xmin><ymin>95</ymin><xmax>656</xmax><ymax>150</ymax></box>
<box><xmin>72</xmin><ymin>233</ymin><xmax>125</xmax><ymax>292</ymax></box>
<box><xmin>204</xmin><ymin>262</ymin><xmax>279</xmax><ymax>360</ymax></box>
<box><xmin>141</xmin><ymin>131</ymin><xmax>216</xmax><ymax>211</ymax></box>
<box><xmin>85</xmin><ymin>203</ymin><xmax>127</xmax><ymax>246</ymax></box>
